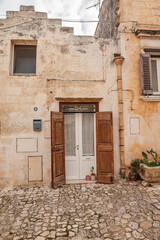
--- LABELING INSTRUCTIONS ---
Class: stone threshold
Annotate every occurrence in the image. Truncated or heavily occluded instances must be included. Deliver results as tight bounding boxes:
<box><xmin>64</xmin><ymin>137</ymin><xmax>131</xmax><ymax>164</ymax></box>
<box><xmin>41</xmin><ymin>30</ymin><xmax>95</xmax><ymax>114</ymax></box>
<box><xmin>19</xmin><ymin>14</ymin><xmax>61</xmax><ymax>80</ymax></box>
<box><xmin>66</xmin><ymin>180</ymin><xmax>97</xmax><ymax>184</ymax></box>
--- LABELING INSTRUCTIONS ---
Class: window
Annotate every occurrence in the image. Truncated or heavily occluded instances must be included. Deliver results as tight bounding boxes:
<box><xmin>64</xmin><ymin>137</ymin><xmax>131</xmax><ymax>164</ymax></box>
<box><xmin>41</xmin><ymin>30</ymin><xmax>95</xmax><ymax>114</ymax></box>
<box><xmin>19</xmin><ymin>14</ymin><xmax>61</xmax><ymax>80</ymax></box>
<box><xmin>151</xmin><ymin>58</ymin><xmax>160</xmax><ymax>93</ymax></box>
<box><xmin>13</xmin><ymin>45</ymin><xmax>36</xmax><ymax>74</ymax></box>
<box><xmin>140</xmin><ymin>49</ymin><xmax>160</xmax><ymax>95</ymax></box>
<box><xmin>82</xmin><ymin>113</ymin><xmax>94</xmax><ymax>156</ymax></box>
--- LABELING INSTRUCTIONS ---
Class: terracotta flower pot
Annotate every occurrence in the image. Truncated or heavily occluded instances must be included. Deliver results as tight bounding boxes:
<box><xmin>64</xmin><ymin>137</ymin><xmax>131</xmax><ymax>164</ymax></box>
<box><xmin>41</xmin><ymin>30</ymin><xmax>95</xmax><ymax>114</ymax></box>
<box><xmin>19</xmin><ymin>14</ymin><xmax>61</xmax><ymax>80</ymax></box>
<box><xmin>129</xmin><ymin>173</ymin><xmax>137</xmax><ymax>181</ymax></box>
<box><xmin>91</xmin><ymin>174</ymin><xmax>96</xmax><ymax>181</ymax></box>
<box><xmin>86</xmin><ymin>175</ymin><xmax>91</xmax><ymax>181</ymax></box>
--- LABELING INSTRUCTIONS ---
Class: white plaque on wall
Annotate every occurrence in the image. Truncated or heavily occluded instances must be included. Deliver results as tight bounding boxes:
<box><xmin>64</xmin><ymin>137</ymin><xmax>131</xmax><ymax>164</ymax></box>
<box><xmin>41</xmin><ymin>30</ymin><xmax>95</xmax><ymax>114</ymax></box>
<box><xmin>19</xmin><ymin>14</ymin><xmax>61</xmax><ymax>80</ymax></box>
<box><xmin>130</xmin><ymin>118</ymin><xmax>140</xmax><ymax>135</ymax></box>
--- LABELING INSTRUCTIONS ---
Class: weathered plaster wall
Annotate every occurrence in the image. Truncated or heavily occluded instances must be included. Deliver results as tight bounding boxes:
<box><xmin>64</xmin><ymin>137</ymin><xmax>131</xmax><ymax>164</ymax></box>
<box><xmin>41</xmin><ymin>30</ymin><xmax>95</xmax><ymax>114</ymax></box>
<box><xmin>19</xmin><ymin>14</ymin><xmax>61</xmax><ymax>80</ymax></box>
<box><xmin>0</xmin><ymin>6</ymin><xmax>119</xmax><ymax>188</ymax></box>
<box><xmin>118</xmin><ymin>0</ymin><xmax>160</xmax><ymax>166</ymax></box>
<box><xmin>120</xmin><ymin>0</ymin><xmax>160</xmax><ymax>24</ymax></box>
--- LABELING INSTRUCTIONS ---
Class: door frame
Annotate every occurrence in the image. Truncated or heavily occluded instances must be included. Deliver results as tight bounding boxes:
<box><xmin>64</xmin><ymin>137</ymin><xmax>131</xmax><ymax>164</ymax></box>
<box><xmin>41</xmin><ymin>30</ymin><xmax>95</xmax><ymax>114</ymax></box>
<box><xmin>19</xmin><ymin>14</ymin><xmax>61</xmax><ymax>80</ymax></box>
<box><xmin>59</xmin><ymin>102</ymin><xmax>99</xmax><ymax>181</ymax></box>
<box><xmin>51</xmin><ymin>102</ymin><xmax>114</xmax><ymax>187</ymax></box>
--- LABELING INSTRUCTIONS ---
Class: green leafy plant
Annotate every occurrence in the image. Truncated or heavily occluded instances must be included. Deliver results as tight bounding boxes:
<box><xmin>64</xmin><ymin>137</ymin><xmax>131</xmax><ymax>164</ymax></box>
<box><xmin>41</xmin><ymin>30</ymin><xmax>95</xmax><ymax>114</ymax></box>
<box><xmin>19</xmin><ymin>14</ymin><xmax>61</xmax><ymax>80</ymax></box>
<box><xmin>131</xmin><ymin>158</ymin><xmax>144</xmax><ymax>173</ymax></box>
<box><xmin>131</xmin><ymin>158</ymin><xmax>142</xmax><ymax>170</ymax></box>
<box><xmin>142</xmin><ymin>151</ymin><xmax>148</xmax><ymax>161</ymax></box>
<box><xmin>130</xmin><ymin>149</ymin><xmax>160</xmax><ymax>181</ymax></box>
<box><xmin>130</xmin><ymin>158</ymin><xmax>144</xmax><ymax>178</ymax></box>
<box><xmin>141</xmin><ymin>149</ymin><xmax>160</xmax><ymax>167</ymax></box>
<box><xmin>142</xmin><ymin>149</ymin><xmax>159</xmax><ymax>163</ymax></box>
<box><xmin>129</xmin><ymin>169</ymin><xmax>137</xmax><ymax>181</ymax></box>
<box><xmin>147</xmin><ymin>149</ymin><xmax>158</xmax><ymax>162</ymax></box>
<box><xmin>146</xmin><ymin>161</ymin><xmax>160</xmax><ymax>167</ymax></box>
<box><xmin>129</xmin><ymin>159</ymin><xmax>140</xmax><ymax>181</ymax></box>
<box><xmin>90</xmin><ymin>166</ymin><xmax>95</xmax><ymax>176</ymax></box>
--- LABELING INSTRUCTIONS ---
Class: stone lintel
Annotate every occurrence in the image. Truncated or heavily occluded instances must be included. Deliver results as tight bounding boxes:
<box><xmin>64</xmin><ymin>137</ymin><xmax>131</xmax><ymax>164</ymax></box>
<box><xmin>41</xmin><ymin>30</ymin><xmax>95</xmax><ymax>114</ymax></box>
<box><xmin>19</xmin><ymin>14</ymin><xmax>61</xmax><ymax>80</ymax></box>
<box><xmin>55</xmin><ymin>97</ymin><xmax>103</xmax><ymax>102</ymax></box>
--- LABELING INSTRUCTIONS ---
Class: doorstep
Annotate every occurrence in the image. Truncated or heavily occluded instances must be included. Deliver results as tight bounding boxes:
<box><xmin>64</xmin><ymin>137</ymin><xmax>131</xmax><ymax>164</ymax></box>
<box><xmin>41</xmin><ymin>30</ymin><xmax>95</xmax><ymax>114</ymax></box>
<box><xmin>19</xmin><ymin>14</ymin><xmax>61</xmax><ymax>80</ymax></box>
<box><xmin>66</xmin><ymin>180</ymin><xmax>97</xmax><ymax>184</ymax></box>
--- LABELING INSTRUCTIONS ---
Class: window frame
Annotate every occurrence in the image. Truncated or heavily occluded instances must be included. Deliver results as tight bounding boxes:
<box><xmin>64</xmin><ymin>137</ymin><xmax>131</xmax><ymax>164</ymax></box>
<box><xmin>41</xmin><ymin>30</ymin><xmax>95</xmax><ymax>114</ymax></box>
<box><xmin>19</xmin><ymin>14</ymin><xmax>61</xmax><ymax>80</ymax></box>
<box><xmin>11</xmin><ymin>40</ymin><xmax>37</xmax><ymax>76</ymax></box>
<box><xmin>140</xmin><ymin>49</ymin><xmax>160</xmax><ymax>96</ymax></box>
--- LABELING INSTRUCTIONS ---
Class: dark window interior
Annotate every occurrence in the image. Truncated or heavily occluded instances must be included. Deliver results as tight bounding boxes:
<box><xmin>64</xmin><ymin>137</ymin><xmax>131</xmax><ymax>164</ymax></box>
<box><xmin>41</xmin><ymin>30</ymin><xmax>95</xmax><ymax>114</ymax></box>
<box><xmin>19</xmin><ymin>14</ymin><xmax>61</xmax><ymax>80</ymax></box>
<box><xmin>14</xmin><ymin>45</ymin><xmax>36</xmax><ymax>74</ymax></box>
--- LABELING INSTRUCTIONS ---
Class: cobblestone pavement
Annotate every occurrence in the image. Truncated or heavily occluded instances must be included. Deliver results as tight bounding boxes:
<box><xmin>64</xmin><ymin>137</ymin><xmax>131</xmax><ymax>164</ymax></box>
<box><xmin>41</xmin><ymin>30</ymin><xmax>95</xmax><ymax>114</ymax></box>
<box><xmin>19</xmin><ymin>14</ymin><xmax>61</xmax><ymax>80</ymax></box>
<box><xmin>0</xmin><ymin>180</ymin><xmax>160</xmax><ymax>240</ymax></box>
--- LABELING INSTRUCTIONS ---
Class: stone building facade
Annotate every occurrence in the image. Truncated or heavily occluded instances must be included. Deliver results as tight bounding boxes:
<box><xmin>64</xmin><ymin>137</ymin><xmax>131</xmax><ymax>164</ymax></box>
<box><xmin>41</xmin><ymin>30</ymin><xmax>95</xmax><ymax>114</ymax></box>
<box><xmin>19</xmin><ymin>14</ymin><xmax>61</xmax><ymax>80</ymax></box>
<box><xmin>119</xmin><ymin>0</ymin><xmax>160</xmax><ymax>170</ymax></box>
<box><xmin>1</xmin><ymin>0</ymin><xmax>160</xmax><ymax>189</ymax></box>
<box><xmin>0</xmin><ymin>5</ymin><xmax>119</xmax><ymax>189</ymax></box>
<box><xmin>96</xmin><ymin>0</ymin><xmax>160</xmax><ymax>175</ymax></box>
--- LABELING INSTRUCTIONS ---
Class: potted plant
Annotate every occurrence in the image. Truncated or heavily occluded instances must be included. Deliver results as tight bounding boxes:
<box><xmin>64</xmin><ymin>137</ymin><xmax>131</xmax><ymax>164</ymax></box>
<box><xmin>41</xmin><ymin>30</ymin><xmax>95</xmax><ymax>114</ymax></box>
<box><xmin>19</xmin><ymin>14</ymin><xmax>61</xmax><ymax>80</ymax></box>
<box><xmin>139</xmin><ymin>149</ymin><xmax>160</xmax><ymax>182</ymax></box>
<box><xmin>129</xmin><ymin>169</ymin><xmax>138</xmax><ymax>181</ymax></box>
<box><xmin>130</xmin><ymin>149</ymin><xmax>160</xmax><ymax>182</ymax></box>
<box><xmin>90</xmin><ymin>166</ymin><xmax>96</xmax><ymax>181</ymax></box>
<box><xmin>129</xmin><ymin>158</ymin><xmax>142</xmax><ymax>181</ymax></box>
<box><xmin>85</xmin><ymin>175</ymin><xmax>91</xmax><ymax>181</ymax></box>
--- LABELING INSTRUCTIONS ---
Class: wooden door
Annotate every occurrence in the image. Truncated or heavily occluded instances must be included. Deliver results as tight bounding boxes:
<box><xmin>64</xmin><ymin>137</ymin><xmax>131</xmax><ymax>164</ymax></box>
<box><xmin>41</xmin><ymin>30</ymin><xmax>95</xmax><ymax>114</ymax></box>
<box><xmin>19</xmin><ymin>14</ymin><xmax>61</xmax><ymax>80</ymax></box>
<box><xmin>51</xmin><ymin>112</ymin><xmax>65</xmax><ymax>189</ymax></box>
<box><xmin>96</xmin><ymin>112</ymin><xmax>114</xmax><ymax>183</ymax></box>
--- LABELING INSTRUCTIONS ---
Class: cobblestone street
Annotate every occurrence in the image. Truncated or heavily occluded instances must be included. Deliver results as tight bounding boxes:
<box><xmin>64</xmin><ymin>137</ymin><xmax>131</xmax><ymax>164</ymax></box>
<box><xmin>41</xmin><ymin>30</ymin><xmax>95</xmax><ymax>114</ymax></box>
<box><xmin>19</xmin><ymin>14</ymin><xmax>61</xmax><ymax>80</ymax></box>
<box><xmin>0</xmin><ymin>180</ymin><xmax>160</xmax><ymax>240</ymax></box>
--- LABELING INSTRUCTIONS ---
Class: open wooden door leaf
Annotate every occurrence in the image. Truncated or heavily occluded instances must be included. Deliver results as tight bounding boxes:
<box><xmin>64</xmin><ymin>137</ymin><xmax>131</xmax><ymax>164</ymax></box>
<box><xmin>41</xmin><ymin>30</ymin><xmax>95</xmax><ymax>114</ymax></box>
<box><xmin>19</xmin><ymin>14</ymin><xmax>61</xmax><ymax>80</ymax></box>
<box><xmin>51</xmin><ymin>112</ymin><xmax>65</xmax><ymax>189</ymax></box>
<box><xmin>96</xmin><ymin>112</ymin><xmax>114</xmax><ymax>183</ymax></box>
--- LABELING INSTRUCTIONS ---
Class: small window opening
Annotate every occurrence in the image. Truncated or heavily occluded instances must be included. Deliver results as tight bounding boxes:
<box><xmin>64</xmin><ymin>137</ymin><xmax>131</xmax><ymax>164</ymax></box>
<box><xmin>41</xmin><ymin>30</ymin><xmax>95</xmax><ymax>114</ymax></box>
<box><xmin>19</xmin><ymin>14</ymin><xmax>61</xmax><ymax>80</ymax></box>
<box><xmin>14</xmin><ymin>45</ymin><xmax>36</xmax><ymax>74</ymax></box>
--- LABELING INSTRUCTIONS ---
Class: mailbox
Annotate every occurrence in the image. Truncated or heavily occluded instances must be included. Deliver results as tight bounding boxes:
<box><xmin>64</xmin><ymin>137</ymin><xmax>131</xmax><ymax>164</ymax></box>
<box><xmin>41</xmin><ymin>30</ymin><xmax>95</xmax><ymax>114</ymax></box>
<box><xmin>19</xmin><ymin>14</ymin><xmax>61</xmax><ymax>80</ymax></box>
<box><xmin>33</xmin><ymin>119</ymin><xmax>42</xmax><ymax>131</ymax></box>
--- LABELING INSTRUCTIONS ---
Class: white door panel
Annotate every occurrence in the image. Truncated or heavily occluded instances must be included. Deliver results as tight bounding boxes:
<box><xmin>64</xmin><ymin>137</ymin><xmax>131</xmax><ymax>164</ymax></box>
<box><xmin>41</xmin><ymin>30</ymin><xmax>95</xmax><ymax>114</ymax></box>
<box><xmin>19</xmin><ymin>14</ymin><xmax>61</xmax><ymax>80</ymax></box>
<box><xmin>79</xmin><ymin>113</ymin><xmax>96</xmax><ymax>179</ymax></box>
<box><xmin>80</xmin><ymin>158</ymin><xmax>96</xmax><ymax>179</ymax></box>
<box><xmin>65</xmin><ymin>114</ymin><xmax>79</xmax><ymax>180</ymax></box>
<box><xmin>65</xmin><ymin>113</ymin><xmax>96</xmax><ymax>180</ymax></box>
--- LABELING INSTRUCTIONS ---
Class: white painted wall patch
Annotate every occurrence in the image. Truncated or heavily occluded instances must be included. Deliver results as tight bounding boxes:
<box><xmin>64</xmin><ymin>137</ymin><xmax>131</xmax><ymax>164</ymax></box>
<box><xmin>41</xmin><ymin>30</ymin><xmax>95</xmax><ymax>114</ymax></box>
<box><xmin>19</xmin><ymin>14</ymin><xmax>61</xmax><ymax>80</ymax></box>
<box><xmin>28</xmin><ymin>156</ymin><xmax>43</xmax><ymax>181</ymax></box>
<box><xmin>130</xmin><ymin>118</ymin><xmax>140</xmax><ymax>135</ymax></box>
<box><xmin>16</xmin><ymin>138</ymin><xmax>38</xmax><ymax>152</ymax></box>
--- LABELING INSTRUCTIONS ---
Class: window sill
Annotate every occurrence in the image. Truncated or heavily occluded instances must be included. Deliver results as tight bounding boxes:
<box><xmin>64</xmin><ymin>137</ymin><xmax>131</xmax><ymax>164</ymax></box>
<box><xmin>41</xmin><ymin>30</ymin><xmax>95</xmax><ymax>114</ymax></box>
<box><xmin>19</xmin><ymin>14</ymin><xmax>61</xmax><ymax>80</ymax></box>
<box><xmin>11</xmin><ymin>74</ymin><xmax>37</xmax><ymax>77</ymax></box>
<box><xmin>141</xmin><ymin>96</ymin><xmax>160</xmax><ymax>101</ymax></box>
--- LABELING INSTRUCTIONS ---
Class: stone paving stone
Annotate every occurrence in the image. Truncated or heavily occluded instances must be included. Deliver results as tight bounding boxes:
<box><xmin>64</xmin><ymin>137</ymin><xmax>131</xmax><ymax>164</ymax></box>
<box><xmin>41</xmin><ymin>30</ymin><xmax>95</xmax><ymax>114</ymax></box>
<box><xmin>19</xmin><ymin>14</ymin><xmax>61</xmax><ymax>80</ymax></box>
<box><xmin>0</xmin><ymin>180</ymin><xmax>160</xmax><ymax>239</ymax></box>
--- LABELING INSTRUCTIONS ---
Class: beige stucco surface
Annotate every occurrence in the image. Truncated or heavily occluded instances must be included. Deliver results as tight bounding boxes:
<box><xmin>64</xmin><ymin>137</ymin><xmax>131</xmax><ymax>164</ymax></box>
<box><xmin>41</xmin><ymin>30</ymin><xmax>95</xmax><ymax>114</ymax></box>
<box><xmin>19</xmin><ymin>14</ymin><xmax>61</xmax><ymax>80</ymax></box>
<box><xmin>119</xmin><ymin>0</ymin><xmax>160</xmax><ymax>166</ymax></box>
<box><xmin>120</xmin><ymin>0</ymin><xmax>160</xmax><ymax>24</ymax></box>
<box><xmin>0</xmin><ymin>6</ymin><xmax>120</xmax><ymax>188</ymax></box>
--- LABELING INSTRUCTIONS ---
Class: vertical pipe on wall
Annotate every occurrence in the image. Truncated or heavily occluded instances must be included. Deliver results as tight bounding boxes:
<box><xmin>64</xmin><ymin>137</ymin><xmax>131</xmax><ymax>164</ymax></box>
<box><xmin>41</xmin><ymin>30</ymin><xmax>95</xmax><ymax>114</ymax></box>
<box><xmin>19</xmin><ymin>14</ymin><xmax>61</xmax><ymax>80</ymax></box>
<box><xmin>114</xmin><ymin>56</ymin><xmax>125</xmax><ymax>177</ymax></box>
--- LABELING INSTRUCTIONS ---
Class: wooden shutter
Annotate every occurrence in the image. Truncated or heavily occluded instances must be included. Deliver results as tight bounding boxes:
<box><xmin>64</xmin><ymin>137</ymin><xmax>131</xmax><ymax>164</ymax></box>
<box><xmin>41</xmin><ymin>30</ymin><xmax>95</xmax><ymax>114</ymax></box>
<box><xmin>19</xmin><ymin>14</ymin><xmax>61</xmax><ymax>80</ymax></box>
<box><xmin>140</xmin><ymin>53</ymin><xmax>153</xmax><ymax>95</ymax></box>
<box><xmin>96</xmin><ymin>112</ymin><xmax>114</xmax><ymax>183</ymax></box>
<box><xmin>51</xmin><ymin>112</ymin><xmax>65</xmax><ymax>189</ymax></box>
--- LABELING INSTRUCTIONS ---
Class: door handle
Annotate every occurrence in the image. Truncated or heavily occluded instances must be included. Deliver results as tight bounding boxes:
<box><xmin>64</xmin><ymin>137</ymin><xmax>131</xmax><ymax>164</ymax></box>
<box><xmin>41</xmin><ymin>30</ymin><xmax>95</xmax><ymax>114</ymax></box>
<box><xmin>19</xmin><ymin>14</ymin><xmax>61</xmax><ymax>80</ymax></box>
<box><xmin>76</xmin><ymin>145</ymin><xmax>79</xmax><ymax>150</ymax></box>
